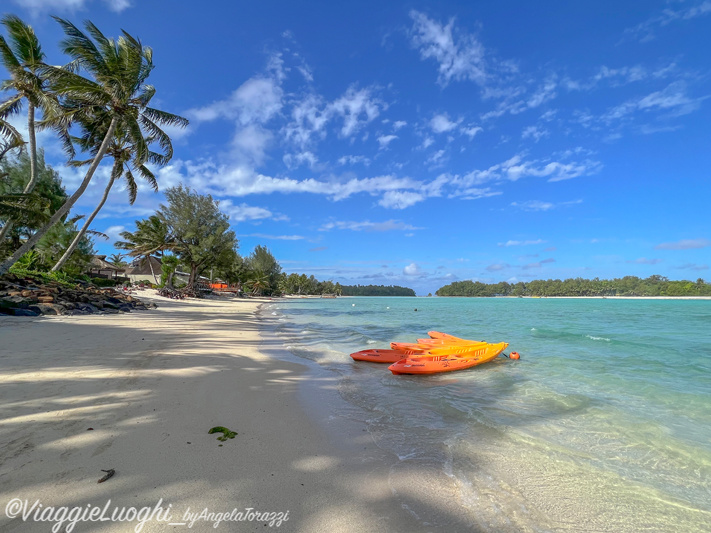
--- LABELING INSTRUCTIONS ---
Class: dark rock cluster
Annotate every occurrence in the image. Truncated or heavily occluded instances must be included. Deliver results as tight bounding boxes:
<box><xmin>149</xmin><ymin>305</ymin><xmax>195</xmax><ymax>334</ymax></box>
<box><xmin>0</xmin><ymin>274</ymin><xmax>157</xmax><ymax>317</ymax></box>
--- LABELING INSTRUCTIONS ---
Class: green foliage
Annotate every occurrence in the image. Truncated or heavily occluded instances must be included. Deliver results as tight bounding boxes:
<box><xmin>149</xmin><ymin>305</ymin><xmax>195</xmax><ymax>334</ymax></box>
<box><xmin>245</xmin><ymin>245</ymin><xmax>281</xmax><ymax>295</ymax></box>
<box><xmin>91</xmin><ymin>277</ymin><xmax>119</xmax><ymax>287</ymax></box>
<box><xmin>7</xmin><ymin>266</ymin><xmax>77</xmax><ymax>288</ymax></box>
<box><xmin>340</xmin><ymin>284</ymin><xmax>416</xmax><ymax>297</ymax></box>
<box><xmin>156</xmin><ymin>185</ymin><xmax>238</xmax><ymax>288</ymax></box>
<box><xmin>435</xmin><ymin>276</ymin><xmax>711</xmax><ymax>297</ymax></box>
<box><xmin>276</xmin><ymin>272</ymin><xmax>415</xmax><ymax>297</ymax></box>
<box><xmin>0</xmin><ymin>150</ymin><xmax>66</xmax><ymax>251</ymax></box>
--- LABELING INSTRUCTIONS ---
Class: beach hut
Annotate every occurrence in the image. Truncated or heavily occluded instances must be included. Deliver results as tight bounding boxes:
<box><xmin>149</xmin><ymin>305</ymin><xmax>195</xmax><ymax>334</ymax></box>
<box><xmin>88</xmin><ymin>255</ymin><xmax>126</xmax><ymax>279</ymax></box>
<box><xmin>124</xmin><ymin>256</ymin><xmax>162</xmax><ymax>285</ymax></box>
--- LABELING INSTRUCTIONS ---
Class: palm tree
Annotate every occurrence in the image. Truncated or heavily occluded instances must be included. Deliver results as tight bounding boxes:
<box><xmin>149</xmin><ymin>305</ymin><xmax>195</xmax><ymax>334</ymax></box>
<box><xmin>248</xmin><ymin>269</ymin><xmax>269</xmax><ymax>296</ymax></box>
<box><xmin>0</xmin><ymin>18</ymin><xmax>187</xmax><ymax>275</ymax></box>
<box><xmin>0</xmin><ymin>15</ymin><xmax>57</xmax><ymax>244</ymax></box>
<box><xmin>50</xmin><ymin>105</ymin><xmax>182</xmax><ymax>271</ymax></box>
<box><xmin>108</xmin><ymin>252</ymin><xmax>127</xmax><ymax>267</ymax></box>
<box><xmin>115</xmin><ymin>214</ymin><xmax>170</xmax><ymax>284</ymax></box>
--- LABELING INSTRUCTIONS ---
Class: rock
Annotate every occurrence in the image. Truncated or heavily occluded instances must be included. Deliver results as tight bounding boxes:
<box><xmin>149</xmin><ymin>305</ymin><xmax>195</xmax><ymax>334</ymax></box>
<box><xmin>29</xmin><ymin>303</ymin><xmax>59</xmax><ymax>315</ymax></box>
<box><xmin>118</xmin><ymin>304</ymin><xmax>133</xmax><ymax>313</ymax></box>
<box><xmin>13</xmin><ymin>308</ymin><xmax>39</xmax><ymax>317</ymax></box>
<box><xmin>38</xmin><ymin>295</ymin><xmax>55</xmax><ymax>303</ymax></box>
<box><xmin>76</xmin><ymin>302</ymin><xmax>99</xmax><ymax>313</ymax></box>
<box><xmin>102</xmin><ymin>307</ymin><xmax>119</xmax><ymax>314</ymax></box>
<box><xmin>21</xmin><ymin>290</ymin><xmax>33</xmax><ymax>297</ymax></box>
<box><xmin>0</xmin><ymin>296</ymin><xmax>33</xmax><ymax>309</ymax></box>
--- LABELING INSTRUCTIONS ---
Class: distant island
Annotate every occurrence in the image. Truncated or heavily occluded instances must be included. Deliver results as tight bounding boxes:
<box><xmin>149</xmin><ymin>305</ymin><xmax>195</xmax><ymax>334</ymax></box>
<box><xmin>340</xmin><ymin>284</ymin><xmax>416</xmax><ymax>297</ymax></box>
<box><xmin>436</xmin><ymin>275</ymin><xmax>710</xmax><ymax>297</ymax></box>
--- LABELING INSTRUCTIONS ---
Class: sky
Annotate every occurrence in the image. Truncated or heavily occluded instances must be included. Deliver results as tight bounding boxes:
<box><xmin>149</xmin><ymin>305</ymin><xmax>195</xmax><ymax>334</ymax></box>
<box><xmin>3</xmin><ymin>0</ymin><xmax>710</xmax><ymax>295</ymax></box>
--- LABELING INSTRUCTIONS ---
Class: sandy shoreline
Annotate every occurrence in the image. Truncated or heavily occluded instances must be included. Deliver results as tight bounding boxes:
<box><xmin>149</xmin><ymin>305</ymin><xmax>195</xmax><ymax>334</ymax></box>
<box><xmin>0</xmin><ymin>291</ymin><xmax>473</xmax><ymax>532</ymax></box>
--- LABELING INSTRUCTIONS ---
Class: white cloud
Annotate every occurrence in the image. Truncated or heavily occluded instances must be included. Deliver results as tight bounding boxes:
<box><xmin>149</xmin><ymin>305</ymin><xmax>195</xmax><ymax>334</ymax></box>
<box><xmin>187</xmin><ymin>75</ymin><xmax>283</xmax><ymax>125</ymax></box>
<box><xmin>602</xmin><ymin>82</ymin><xmax>705</xmax><ymax>123</ymax></box>
<box><xmin>627</xmin><ymin>257</ymin><xmax>663</xmax><ymax>265</ymax></box>
<box><xmin>511</xmin><ymin>200</ymin><xmax>554</xmax><ymax>211</ymax></box>
<box><xmin>461</xmin><ymin>125</ymin><xmax>483</xmax><ymax>138</ymax></box>
<box><xmin>378</xmin><ymin>190</ymin><xmax>425</xmax><ymax>209</ymax></box>
<box><xmin>403</xmin><ymin>262</ymin><xmax>423</xmax><ymax>276</ymax></box>
<box><xmin>430</xmin><ymin>113</ymin><xmax>460</xmax><ymax>133</ymax></box>
<box><xmin>283</xmin><ymin>94</ymin><xmax>330</xmax><ymax>148</ymax></box>
<box><xmin>655</xmin><ymin>238</ymin><xmax>711</xmax><ymax>250</ymax></box>
<box><xmin>337</xmin><ymin>155</ymin><xmax>371</xmax><ymax>166</ymax></box>
<box><xmin>330</xmin><ymin>86</ymin><xmax>383</xmax><ymax>138</ymax></box>
<box><xmin>393</xmin><ymin>120</ymin><xmax>408</xmax><ymax>130</ymax></box>
<box><xmin>283</xmin><ymin>151</ymin><xmax>318</xmax><ymax>169</ymax></box>
<box><xmin>511</xmin><ymin>199</ymin><xmax>582</xmax><ymax>211</ymax></box>
<box><xmin>377</xmin><ymin>134</ymin><xmax>398</xmax><ymax>149</ymax></box>
<box><xmin>499</xmin><ymin>239</ymin><xmax>545</xmax><ymax>247</ymax></box>
<box><xmin>320</xmin><ymin>220</ymin><xmax>423</xmax><ymax>232</ymax></box>
<box><xmin>409</xmin><ymin>10</ymin><xmax>487</xmax><ymax>87</ymax></box>
<box><xmin>218</xmin><ymin>200</ymin><xmax>283</xmax><ymax>222</ymax></box>
<box><xmin>243</xmin><ymin>234</ymin><xmax>304</xmax><ymax>240</ymax></box>
<box><xmin>623</xmin><ymin>1</ymin><xmax>711</xmax><ymax>42</ymax></box>
<box><xmin>521</xmin><ymin>125</ymin><xmax>549</xmax><ymax>142</ymax></box>
<box><xmin>13</xmin><ymin>0</ymin><xmax>131</xmax><ymax>14</ymax></box>
<box><xmin>231</xmin><ymin>124</ymin><xmax>273</xmax><ymax>166</ymax></box>
<box><xmin>103</xmin><ymin>225</ymin><xmax>126</xmax><ymax>246</ymax></box>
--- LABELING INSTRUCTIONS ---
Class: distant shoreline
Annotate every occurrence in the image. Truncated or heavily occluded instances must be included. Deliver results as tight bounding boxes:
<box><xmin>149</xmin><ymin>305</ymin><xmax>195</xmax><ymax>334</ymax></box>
<box><xmin>438</xmin><ymin>295</ymin><xmax>711</xmax><ymax>300</ymax></box>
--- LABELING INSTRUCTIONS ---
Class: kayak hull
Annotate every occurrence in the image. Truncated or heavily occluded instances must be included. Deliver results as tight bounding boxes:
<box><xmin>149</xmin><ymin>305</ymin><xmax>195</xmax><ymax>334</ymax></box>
<box><xmin>350</xmin><ymin>348</ymin><xmax>425</xmax><ymax>363</ymax></box>
<box><xmin>389</xmin><ymin>342</ymin><xmax>508</xmax><ymax>375</ymax></box>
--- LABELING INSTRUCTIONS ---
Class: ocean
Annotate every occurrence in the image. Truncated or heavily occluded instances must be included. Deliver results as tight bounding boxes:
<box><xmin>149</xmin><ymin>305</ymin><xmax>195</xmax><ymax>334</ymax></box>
<box><xmin>261</xmin><ymin>297</ymin><xmax>711</xmax><ymax>532</ymax></box>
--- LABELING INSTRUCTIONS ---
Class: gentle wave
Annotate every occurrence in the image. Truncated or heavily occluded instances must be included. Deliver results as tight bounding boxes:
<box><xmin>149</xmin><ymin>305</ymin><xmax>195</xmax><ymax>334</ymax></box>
<box><xmin>266</xmin><ymin>297</ymin><xmax>711</xmax><ymax>532</ymax></box>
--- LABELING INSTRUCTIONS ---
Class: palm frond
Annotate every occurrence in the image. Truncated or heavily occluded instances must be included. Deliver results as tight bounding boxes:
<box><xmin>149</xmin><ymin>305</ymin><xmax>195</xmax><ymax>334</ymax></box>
<box><xmin>1</xmin><ymin>15</ymin><xmax>44</xmax><ymax>67</ymax></box>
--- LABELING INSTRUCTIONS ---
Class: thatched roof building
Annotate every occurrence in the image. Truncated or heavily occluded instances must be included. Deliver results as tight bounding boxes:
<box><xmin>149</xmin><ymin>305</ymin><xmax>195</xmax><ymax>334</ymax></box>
<box><xmin>88</xmin><ymin>255</ymin><xmax>125</xmax><ymax>279</ymax></box>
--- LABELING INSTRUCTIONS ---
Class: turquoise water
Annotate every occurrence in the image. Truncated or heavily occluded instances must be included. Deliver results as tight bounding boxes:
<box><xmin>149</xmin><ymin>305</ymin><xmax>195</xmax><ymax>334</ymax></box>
<box><xmin>263</xmin><ymin>297</ymin><xmax>711</xmax><ymax>532</ymax></box>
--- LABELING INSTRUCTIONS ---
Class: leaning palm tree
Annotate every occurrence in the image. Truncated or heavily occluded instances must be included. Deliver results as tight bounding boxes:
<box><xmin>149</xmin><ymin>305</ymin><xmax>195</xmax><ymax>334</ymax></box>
<box><xmin>0</xmin><ymin>15</ymin><xmax>58</xmax><ymax>243</ymax></box>
<box><xmin>50</xmin><ymin>108</ymin><xmax>180</xmax><ymax>271</ymax></box>
<box><xmin>115</xmin><ymin>214</ymin><xmax>171</xmax><ymax>284</ymax></box>
<box><xmin>0</xmin><ymin>18</ymin><xmax>187</xmax><ymax>275</ymax></box>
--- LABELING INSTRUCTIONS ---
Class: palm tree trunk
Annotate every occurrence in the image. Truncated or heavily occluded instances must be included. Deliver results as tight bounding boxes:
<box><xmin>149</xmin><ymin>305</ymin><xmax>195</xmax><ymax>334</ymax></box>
<box><xmin>51</xmin><ymin>172</ymin><xmax>117</xmax><ymax>272</ymax></box>
<box><xmin>0</xmin><ymin>116</ymin><xmax>117</xmax><ymax>275</ymax></box>
<box><xmin>0</xmin><ymin>104</ymin><xmax>37</xmax><ymax>244</ymax></box>
<box><xmin>147</xmin><ymin>255</ymin><xmax>158</xmax><ymax>285</ymax></box>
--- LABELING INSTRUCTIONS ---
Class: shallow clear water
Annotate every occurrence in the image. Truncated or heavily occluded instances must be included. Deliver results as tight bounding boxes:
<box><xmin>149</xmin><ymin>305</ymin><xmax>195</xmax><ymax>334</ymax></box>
<box><xmin>264</xmin><ymin>297</ymin><xmax>711</xmax><ymax>532</ymax></box>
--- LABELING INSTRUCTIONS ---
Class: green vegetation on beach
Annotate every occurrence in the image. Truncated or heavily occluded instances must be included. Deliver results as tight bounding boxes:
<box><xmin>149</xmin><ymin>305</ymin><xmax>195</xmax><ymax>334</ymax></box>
<box><xmin>436</xmin><ymin>275</ymin><xmax>710</xmax><ymax>297</ymax></box>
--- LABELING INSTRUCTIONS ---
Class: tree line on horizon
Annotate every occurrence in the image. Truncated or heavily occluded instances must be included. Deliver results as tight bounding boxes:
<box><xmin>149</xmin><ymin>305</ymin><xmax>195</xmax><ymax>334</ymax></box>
<box><xmin>436</xmin><ymin>275</ymin><xmax>710</xmax><ymax>297</ymax></box>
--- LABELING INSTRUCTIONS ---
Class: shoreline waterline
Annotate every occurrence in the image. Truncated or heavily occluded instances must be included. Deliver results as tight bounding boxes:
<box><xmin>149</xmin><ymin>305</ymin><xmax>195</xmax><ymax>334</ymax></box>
<box><xmin>266</xmin><ymin>295</ymin><xmax>711</xmax><ymax>532</ymax></box>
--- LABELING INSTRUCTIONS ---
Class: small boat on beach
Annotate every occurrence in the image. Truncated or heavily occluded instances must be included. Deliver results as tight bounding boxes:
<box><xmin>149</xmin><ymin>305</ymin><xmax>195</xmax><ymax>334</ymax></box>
<box><xmin>388</xmin><ymin>342</ymin><xmax>509</xmax><ymax>375</ymax></box>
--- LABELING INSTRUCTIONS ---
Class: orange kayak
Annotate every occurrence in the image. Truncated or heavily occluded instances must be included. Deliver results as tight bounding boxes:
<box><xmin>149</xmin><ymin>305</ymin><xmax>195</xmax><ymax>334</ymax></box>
<box><xmin>390</xmin><ymin>339</ymin><xmax>486</xmax><ymax>351</ymax></box>
<box><xmin>352</xmin><ymin>341</ymin><xmax>488</xmax><ymax>363</ymax></box>
<box><xmin>427</xmin><ymin>331</ymin><xmax>469</xmax><ymax>341</ymax></box>
<box><xmin>389</xmin><ymin>342</ymin><xmax>508</xmax><ymax>375</ymax></box>
<box><xmin>350</xmin><ymin>348</ymin><xmax>426</xmax><ymax>363</ymax></box>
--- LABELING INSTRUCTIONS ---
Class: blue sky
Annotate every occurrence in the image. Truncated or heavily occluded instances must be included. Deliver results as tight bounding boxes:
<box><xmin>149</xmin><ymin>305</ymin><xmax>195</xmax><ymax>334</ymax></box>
<box><xmin>4</xmin><ymin>0</ymin><xmax>711</xmax><ymax>294</ymax></box>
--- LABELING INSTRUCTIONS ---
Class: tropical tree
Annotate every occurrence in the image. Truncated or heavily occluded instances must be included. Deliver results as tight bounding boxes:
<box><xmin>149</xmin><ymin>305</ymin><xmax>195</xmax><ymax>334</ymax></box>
<box><xmin>245</xmin><ymin>245</ymin><xmax>281</xmax><ymax>295</ymax></box>
<box><xmin>0</xmin><ymin>150</ymin><xmax>66</xmax><ymax>255</ymax></box>
<box><xmin>115</xmin><ymin>214</ymin><xmax>169</xmax><ymax>284</ymax></box>
<box><xmin>157</xmin><ymin>185</ymin><xmax>237</xmax><ymax>290</ymax></box>
<box><xmin>0</xmin><ymin>15</ymin><xmax>58</xmax><ymax>243</ymax></box>
<box><xmin>247</xmin><ymin>269</ymin><xmax>269</xmax><ymax>296</ymax></box>
<box><xmin>108</xmin><ymin>252</ymin><xmax>126</xmax><ymax>267</ymax></box>
<box><xmin>0</xmin><ymin>17</ymin><xmax>187</xmax><ymax>274</ymax></box>
<box><xmin>50</xmin><ymin>101</ymin><xmax>185</xmax><ymax>271</ymax></box>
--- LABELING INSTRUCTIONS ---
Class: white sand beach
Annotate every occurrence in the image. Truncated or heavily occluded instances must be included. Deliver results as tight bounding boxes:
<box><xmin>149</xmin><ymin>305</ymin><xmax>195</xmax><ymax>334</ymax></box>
<box><xmin>0</xmin><ymin>292</ymin><xmax>472</xmax><ymax>532</ymax></box>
